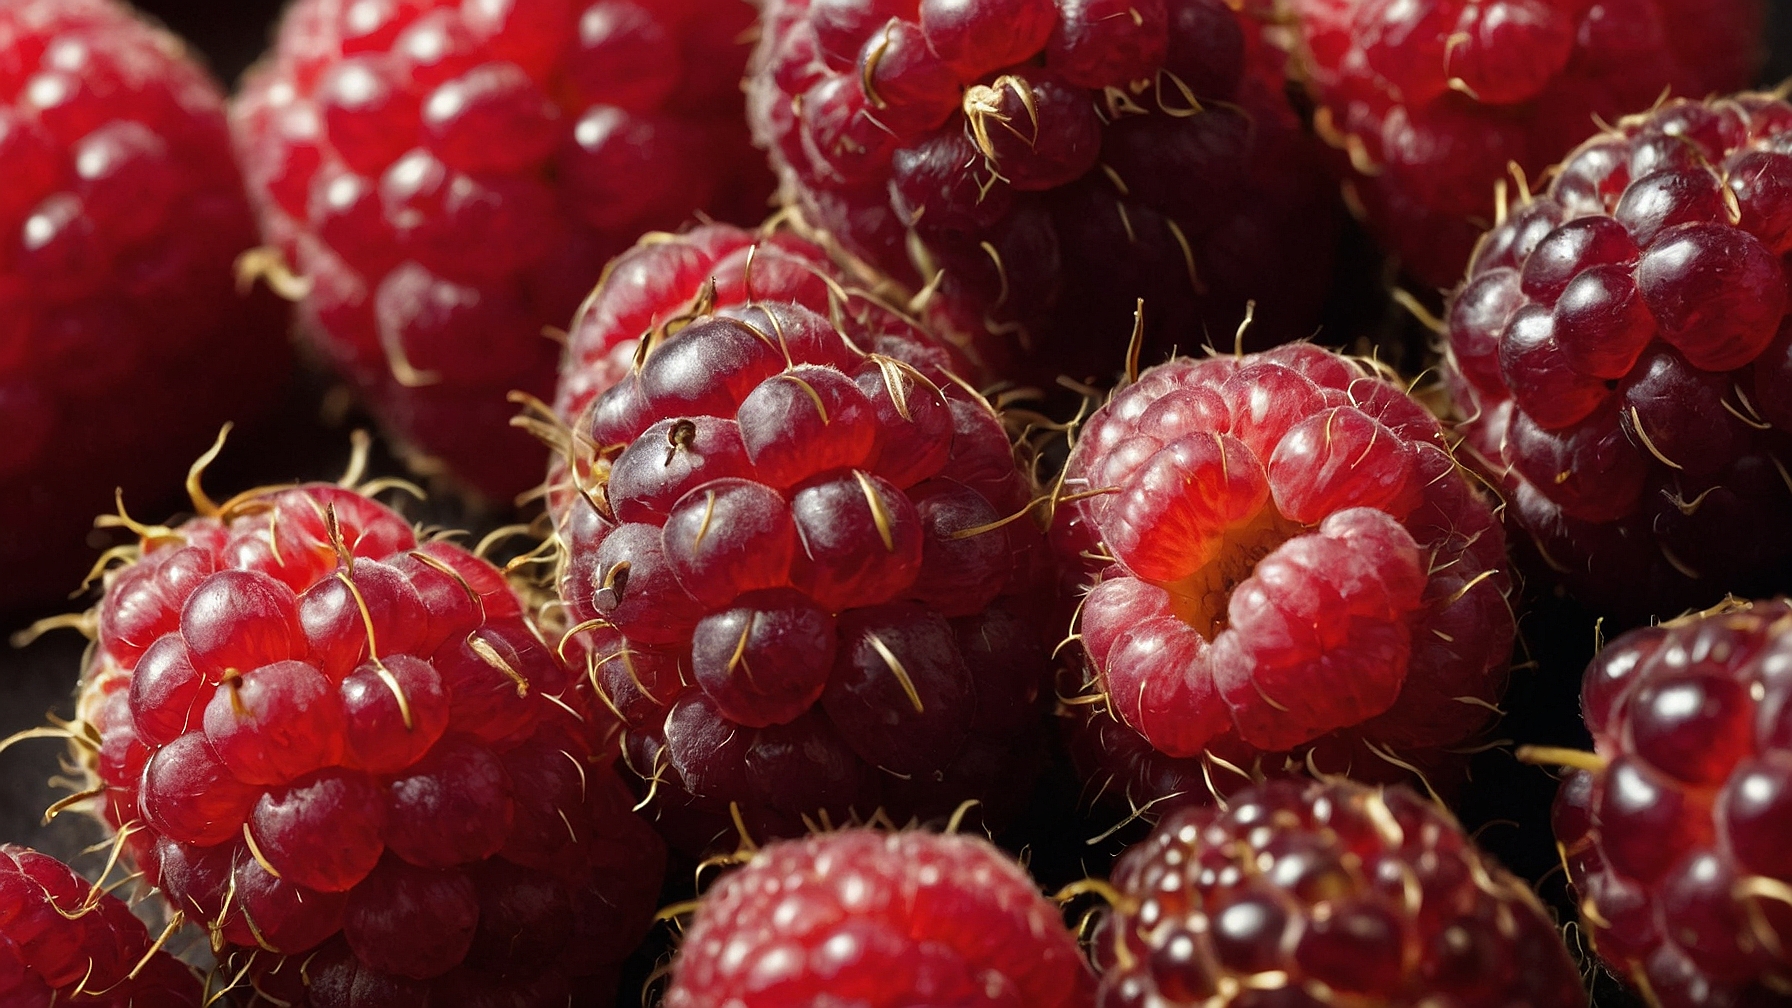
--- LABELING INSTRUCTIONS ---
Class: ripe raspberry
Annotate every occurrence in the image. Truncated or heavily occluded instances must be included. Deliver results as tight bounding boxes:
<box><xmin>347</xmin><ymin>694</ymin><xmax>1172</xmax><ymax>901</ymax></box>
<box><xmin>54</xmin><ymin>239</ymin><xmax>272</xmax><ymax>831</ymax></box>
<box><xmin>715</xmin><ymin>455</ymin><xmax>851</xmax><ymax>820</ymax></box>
<box><xmin>550</xmin><ymin>222</ymin><xmax>981</xmax><ymax>435</ymax></box>
<box><xmin>1288</xmin><ymin>0</ymin><xmax>1765</xmax><ymax>289</ymax></box>
<box><xmin>745</xmin><ymin>0</ymin><xmax>1340</xmax><ymax>383</ymax></box>
<box><xmin>548</xmin><ymin>259</ymin><xmax>1054</xmax><ymax>855</ymax></box>
<box><xmin>231</xmin><ymin>0</ymin><xmax>773</xmax><ymax>500</ymax></box>
<box><xmin>1096</xmin><ymin>777</ymin><xmax>1586</xmax><ymax>1006</ymax></box>
<box><xmin>1054</xmin><ymin>343</ymin><xmax>1513</xmax><ymax>809</ymax></box>
<box><xmin>1546</xmin><ymin>598</ymin><xmax>1792</xmax><ymax>1005</ymax></box>
<box><xmin>0</xmin><ymin>0</ymin><xmax>289</xmax><ymax>610</ymax></box>
<box><xmin>664</xmin><ymin>828</ymin><xmax>1095</xmax><ymax>1007</ymax></box>
<box><xmin>64</xmin><ymin>452</ymin><xmax>664</xmax><ymax>1005</ymax></box>
<box><xmin>1446</xmin><ymin>93</ymin><xmax>1792</xmax><ymax>621</ymax></box>
<box><xmin>0</xmin><ymin>844</ymin><xmax>201</xmax><ymax>1007</ymax></box>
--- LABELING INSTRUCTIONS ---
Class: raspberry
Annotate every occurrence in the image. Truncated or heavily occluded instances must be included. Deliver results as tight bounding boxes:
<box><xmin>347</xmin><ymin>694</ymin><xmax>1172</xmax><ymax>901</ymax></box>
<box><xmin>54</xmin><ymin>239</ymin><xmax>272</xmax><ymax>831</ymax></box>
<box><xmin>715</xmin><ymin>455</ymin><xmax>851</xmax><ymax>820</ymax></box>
<box><xmin>231</xmin><ymin>0</ymin><xmax>773</xmax><ymax>500</ymax></box>
<box><xmin>1054</xmin><ymin>343</ymin><xmax>1513</xmax><ymax>809</ymax></box>
<box><xmin>61</xmin><ymin>446</ymin><xmax>664</xmax><ymax>1005</ymax></box>
<box><xmin>1446</xmin><ymin>93</ymin><xmax>1792</xmax><ymax>621</ymax></box>
<box><xmin>1096</xmin><ymin>777</ymin><xmax>1586</xmax><ymax>1006</ymax></box>
<box><xmin>547</xmin><ymin>249</ymin><xmax>1054</xmax><ymax>855</ymax></box>
<box><xmin>745</xmin><ymin>0</ymin><xmax>1340</xmax><ymax>384</ymax></box>
<box><xmin>1542</xmin><ymin>598</ymin><xmax>1792</xmax><ymax>1006</ymax></box>
<box><xmin>1289</xmin><ymin>0</ymin><xmax>1765</xmax><ymax>289</ymax></box>
<box><xmin>663</xmin><ymin>828</ymin><xmax>1095</xmax><ymax>1007</ymax></box>
<box><xmin>0</xmin><ymin>0</ymin><xmax>289</xmax><ymax>610</ymax></box>
<box><xmin>549</xmin><ymin>222</ymin><xmax>982</xmax><ymax>434</ymax></box>
<box><xmin>0</xmin><ymin>844</ymin><xmax>201</xmax><ymax>1007</ymax></box>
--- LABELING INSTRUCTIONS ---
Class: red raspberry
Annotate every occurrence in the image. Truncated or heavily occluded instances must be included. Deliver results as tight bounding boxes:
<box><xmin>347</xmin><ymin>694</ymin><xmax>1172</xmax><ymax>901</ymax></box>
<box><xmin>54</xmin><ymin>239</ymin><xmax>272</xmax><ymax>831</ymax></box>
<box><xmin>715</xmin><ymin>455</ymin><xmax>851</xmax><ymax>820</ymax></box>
<box><xmin>1054</xmin><ymin>343</ymin><xmax>1513</xmax><ymax>809</ymax></box>
<box><xmin>0</xmin><ymin>844</ymin><xmax>201</xmax><ymax>1007</ymax></box>
<box><xmin>548</xmin><ymin>244</ymin><xmax>1054</xmax><ymax>855</ymax></box>
<box><xmin>1289</xmin><ymin>0</ymin><xmax>1765</xmax><ymax>289</ymax></box>
<box><xmin>1545</xmin><ymin>598</ymin><xmax>1792</xmax><ymax>1006</ymax></box>
<box><xmin>0</xmin><ymin>0</ymin><xmax>289</xmax><ymax>610</ymax></box>
<box><xmin>1446</xmin><ymin>93</ymin><xmax>1792</xmax><ymax>621</ymax></box>
<box><xmin>1096</xmin><ymin>777</ymin><xmax>1586</xmax><ymax>1006</ymax></box>
<box><xmin>64</xmin><ymin>453</ymin><xmax>664</xmax><ymax>1005</ymax></box>
<box><xmin>664</xmin><ymin>828</ymin><xmax>1095</xmax><ymax>1007</ymax></box>
<box><xmin>745</xmin><ymin>0</ymin><xmax>1340</xmax><ymax>384</ymax></box>
<box><xmin>231</xmin><ymin>0</ymin><xmax>773</xmax><ymax>500</ymax></box>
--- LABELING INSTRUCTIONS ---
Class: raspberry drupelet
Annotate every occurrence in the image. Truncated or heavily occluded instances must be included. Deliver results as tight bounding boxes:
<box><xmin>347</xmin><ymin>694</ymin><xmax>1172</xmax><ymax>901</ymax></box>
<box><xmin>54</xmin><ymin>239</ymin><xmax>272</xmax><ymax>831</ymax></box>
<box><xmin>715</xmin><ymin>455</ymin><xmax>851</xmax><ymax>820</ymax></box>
<box><xmin>1446</xmin><ymin>93</ymin><xmax>1792</xmax><ymax>622</ymax></box>
<box><xmin>1095</xmin><ymin>777</ymin><xmax>1587</xmax><ymax>1007</ymax></box>
<box><xmin>1287</xmin><ymin>0</ymin><xmax>1765</xmax><ymax>290</ymax></box>
<box><xmin>0</xmin><ymin>845</ymin><xmax>201</xmax><ymax>1007</ymax></box>
<box><xmin>745</xmin><ymin>0</ymin><xmax>1341</xmax><ymax>384</ymax></box>
<box><xmin>0</xmin><ymin>0</ymin><xmax>289</xmax><ymax>611</ymax></box>
<box><xmin>231</xmin><ymin>0</ymin><xmax>773</xmax><ymax>500</ymax></box>
<box><xmin>61</xmin><ymin>444</ymin><xmax>664</xmax><ymax>1006</ymax></box>
<box><xmin>663</xmin><ymin>828</ymin><xmax>1096</xmax><ymax>1007</ymax></box>
<box><xmin>1054</xmin><ymin>343</ymin><xmax>1513</xmax><ymax>812</ymax></box>
<box><xmin>1543</xmin><ymin>598</ymin><xmax>1792</xmax><ymax>1006</ymax></box>
<box><xmin>544</xmin><ymin>231</ymin><xmax>1054</xmax><ymax>856</ymax></box>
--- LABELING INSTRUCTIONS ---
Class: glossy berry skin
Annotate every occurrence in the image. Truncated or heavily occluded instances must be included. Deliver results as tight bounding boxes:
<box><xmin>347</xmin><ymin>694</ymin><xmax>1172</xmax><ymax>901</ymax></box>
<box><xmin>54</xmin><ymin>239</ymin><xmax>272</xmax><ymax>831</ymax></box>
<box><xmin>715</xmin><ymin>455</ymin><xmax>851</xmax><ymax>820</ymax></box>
<box><xmin>1054</xmin><ymin>344</ymin><xmax>1513</xmax><ymax>810</ymax></box>
<box><xmin>551</xmin><ymin>248</ymin><xmax>1052</xmax><ymax>856</ymax></box>
<box><xmin>231</xmin><ymin>0</ymin><xmax>772</xmax><ymax>499</ymax></box>
<box><xmin>552</xmin><ymin>222</ymin><xmax>981</xmax><ymax>430</ymax></box>
<box><xmin>1098</xmin><ymin>778</ymin><xmax>1586</xmax><ymax>1007</ymax></box>
<box><xmin>1553</xmin><ymin>598</ymin><xmax>1792</xmax><ymax>1006</ymax></box>
<box><xmin>1447</xmin><ymin>94</ymin><xmax>1792</xmax><ymax>621</ymax></box>
<box><xmin>0</xmin><ymin>845</ymin><xmax>201</xmax><ymax>1007</ymax></box>
<box><xmin>664</xmin><ymin>829</ymin><xmax>1095</xmax><ymax>1007</ymax></box>
<box><xmin>0</xmin><ymin>0</ymin><xmax>289</xmax><ymax>611</ymax></box>
<box><xmin>746</xmin><ymin>0</ymin><xmax>1340</xmax><ymax>384</ymax></box>
<box><xmin>73</xmin><ymin>481</ymin><xmax>664</xmax><ymax>1006</ymax></box>
<box><xmin>1290</xmin><ymin>0</ymin><xmax>1764</xmax><ymax>289</ymax></box>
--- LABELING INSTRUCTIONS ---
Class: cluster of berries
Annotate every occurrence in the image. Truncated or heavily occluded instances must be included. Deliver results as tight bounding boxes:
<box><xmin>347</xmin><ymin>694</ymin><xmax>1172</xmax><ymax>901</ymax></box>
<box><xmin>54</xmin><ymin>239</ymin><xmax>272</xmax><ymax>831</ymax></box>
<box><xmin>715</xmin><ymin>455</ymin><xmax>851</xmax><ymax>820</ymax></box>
<box><xmin>1</xmin><ymin>0</ymin><xmax>1789</xmax><ymax>1005</ymax></box>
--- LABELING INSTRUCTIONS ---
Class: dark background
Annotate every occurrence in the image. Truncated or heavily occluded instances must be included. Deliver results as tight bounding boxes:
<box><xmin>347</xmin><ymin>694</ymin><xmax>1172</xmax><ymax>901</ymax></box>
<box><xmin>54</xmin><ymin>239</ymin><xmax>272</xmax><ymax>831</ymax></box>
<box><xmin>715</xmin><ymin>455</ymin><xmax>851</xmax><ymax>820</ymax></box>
<box><xmin>4</xmin><ymin>1</ymin><xmax>1792</xmax><ymax>1004</ymax></box>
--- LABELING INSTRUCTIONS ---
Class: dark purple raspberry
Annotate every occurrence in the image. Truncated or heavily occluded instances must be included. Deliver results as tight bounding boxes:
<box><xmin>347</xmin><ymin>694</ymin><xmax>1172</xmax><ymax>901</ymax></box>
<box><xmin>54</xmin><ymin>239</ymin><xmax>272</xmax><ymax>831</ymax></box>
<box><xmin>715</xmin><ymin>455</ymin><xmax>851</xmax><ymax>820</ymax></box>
<box><xmin>664</xmin><ymin>828</ymin><xmax>1095</xmax><ymax>1007</ymax></box>
<box><xmin>0</xmin><ymin>0</ymin><xmax>290</xmax><ymax>610</ymax></box>
<box><xmin>1446</xmin><ymin>93</ymin><xmax>1792</xmax><ymax>620</ymax></box>
<box><xmin>1096</xmin><ymin>777</ymin><xmax>1587</xmax><ymax>1006</ymax></box>
<box><xmin>548</xmin><ymin>253</ymin><xmax>1055</xmax><ymax>856</ymax></box>
<box><xmin>1054</xmin><ymin>343</ymin><xmax>1513</xmax><ymax>813</ymax></box>
<box><xmin>1544</xmin><ymin>598</ymin><xmax>1792</xmax><ymax>1006</ymax></box>
<box><xmin>0</xmin><ymin>844</ymin><xmax>201</xmax><ymax>1007</ymax></box>
<box><xmin>57</xmin><ymin>456</ymin><xmax>664</xmax><ymax>1006</ymax></box>
<box><xmin>231</xmin><ymin>0</ymin><xmax>773</xmax><ymax>499</ymax></box>
<box><xmin>746</xmin><ymin>0</ymin><xmax>1340</xmax><ymax>384</ymax></box>
<box><xmin>1289</xmin><ymin>0</ymin><xmax>1765</xmax><ymax>288</ymax></box>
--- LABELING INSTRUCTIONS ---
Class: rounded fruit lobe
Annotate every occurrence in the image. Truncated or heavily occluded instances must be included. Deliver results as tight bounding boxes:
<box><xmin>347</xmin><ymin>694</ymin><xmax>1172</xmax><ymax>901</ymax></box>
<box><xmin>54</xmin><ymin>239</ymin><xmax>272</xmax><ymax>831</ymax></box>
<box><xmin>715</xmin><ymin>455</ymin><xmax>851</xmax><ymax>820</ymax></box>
<box><xmin>1098</xmin><ymin>778</ymin><xmax>1587</xmax><ymax>1006</ymax></box>
<box><xmin>230</xmin><ymin>0</ymin><xmax>773</xmax><ymax>498</ymax></box>
<box><xmin>1446</xmin><ymin>93</ymin><xmax>1792</xmax><ymax>621</ymax></box>
<box><xmin>1552</xmin><ymin>598</ymin><xmax>1792</xmax><ymax>1006</ymax></box>
<box><xmin>663</xmin><ymin>829</ymin><xmax>1095</xmax><ymax>1007</ymax></box>
<box><xmin>1054</xmin><ymin>343</ymin><xmax>1512</xmax><ymax>811</ymax></box>
<box><xmin>0</xmin><ymin>0</ymin><xmax>290</xmax><ymax>610</ymax></box>
<box><xmin>0</xmin><ymin>844</ymin><xmax>202</xmax><ymax>1005</ymax></box>
<box><xmin>73</xmin><ymin>475</ymin><xmax>665</xmax><ymax>1006</ymax></box>
<box><xmin>547</xmin><ymin>235</ymin><xmax>1055</xmax><ymax>855</ymax></box>
<box><xmin>1287</xmin><ymin>0</ymin><xmax>1765</xmax><ymax>288</ymax></box>
<box><xmin>747</xmin><ymin>0</ymin><xmax>1341</xmax><ymax>385</ymax></box>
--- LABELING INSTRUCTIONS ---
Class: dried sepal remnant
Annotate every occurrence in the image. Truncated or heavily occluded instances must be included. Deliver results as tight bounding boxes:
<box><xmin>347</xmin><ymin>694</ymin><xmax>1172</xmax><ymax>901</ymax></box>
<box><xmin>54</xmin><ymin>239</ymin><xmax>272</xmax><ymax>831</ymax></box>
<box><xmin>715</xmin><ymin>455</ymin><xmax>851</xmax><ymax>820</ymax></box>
<box><xmin>663</xmin><ymin>828</ymin><xmax>1095</xmax><ymax>1007</ymax></box>
<box><xmin>1446</xmin><ymin>92</ymin><xmax>1792</xmax><ymax>621</ymax></box>
<box><xmin>1054</xmin><ymin>342</ymin><xmax>1514</xmax><ymax>809</ymax></box>
<box><xmin>1287</xmin><ymin>0</ymin><xmax>1765</xmax><ymax>288</ymax></box>
<box><xmin>44</xmin><ymin>435</ymin><xmax>663</xmax><ymax>1008</ymax></box>
<box><xmin>746</xmin><ymin>0</ymin><xmax>1341</xmax><ymax>382</ymax></box>
<box><xmin>541</xmin><ymin>224</ymin><xmax>1056</xmax><ymax>856</ymax></box>
<box><xmin>230</xmin><ymin>0</ymin><xmax>772</xmax><ymax>498</ymax></box>
<box><xmin>1551</xmin><ymin>598</ymin><xmax>1792</xmax><ymax>1007</ymax></box>
<box><xmin>1095</xmin><ymin>777</ymin><xmax>1587</xmax><ymax>1006</ymax></box>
